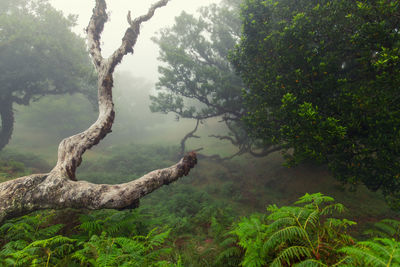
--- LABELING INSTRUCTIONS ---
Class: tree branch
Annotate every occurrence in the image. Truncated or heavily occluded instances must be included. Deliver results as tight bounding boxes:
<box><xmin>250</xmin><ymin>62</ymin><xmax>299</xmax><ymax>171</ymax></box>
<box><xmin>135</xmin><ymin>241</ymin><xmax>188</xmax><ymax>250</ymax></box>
<box><xmin>86</xmin><ymin>0</ymin><xmax>107</xmax><ymax>69</ymax></box>
<box><xmin>0</xmin><ymin>0</ymin><xmax>198</xmax><ymax>224</ymax></box>
<box><xmin>0</xmin><ymin>152</ymin><xmax>197</xmax><ymax>223</ymax></box>
<box><xmin>109</xmin><ymin>0</ymin><xmax>169</xmax><ymax>73</ymax></box>
<box><xmin>53</xmin><ymin>0</ymin><xmax>170</xmax><ymax>181</ymax></box>
<box><xmin>180</xmin><ymin>119</ymin><xmax>201</xmax><ymax>157</ymax></box>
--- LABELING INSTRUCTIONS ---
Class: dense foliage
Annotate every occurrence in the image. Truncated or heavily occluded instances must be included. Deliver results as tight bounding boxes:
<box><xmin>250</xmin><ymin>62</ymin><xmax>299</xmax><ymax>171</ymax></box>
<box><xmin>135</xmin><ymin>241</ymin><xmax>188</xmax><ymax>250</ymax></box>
<box><xmin>0</xmin><ymin>0</ymin><xmax>96</xmax><ymax>151</ymax></box>
<box><xmin>232</xmin><ymin>193</ymin><xmax>400</xmax><ymax>267</ymax></box>
<box><xmin>151</xmin><ymin>0</ymin><xmax>277</xmax><ymax>158</ymax></box>
<box><xmin>1</xmin><ymin>0</ymin><xmax>400</xmax><ymax>266</ymax></box>
<box><xmin>232</xmin><ymin>0</ymin><xmax>400</xmax><ymax>205</ymax></box>
<box><xmin>0</xmin><ymin>210</ymin><xmax>179</xmax><ymax>266</ymax></box>
<box><xmin>1</xmin><ymin>189</ymin><xmax>399</xmax><ymax>266</ymax></box>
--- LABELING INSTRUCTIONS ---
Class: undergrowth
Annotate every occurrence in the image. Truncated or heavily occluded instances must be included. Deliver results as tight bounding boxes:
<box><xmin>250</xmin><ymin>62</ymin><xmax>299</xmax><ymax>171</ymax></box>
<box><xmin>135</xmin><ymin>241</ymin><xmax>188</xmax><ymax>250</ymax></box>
<box><xmin>1</xmin><ymin>144</ymin><xmax>400</xmax><ymax>266</ymax></box>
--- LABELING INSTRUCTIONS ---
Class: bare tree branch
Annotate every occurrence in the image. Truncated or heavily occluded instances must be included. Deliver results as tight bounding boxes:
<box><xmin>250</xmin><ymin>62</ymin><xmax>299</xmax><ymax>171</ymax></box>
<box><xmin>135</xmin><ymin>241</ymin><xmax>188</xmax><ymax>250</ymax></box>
<box><xmin>0</xmin><ymin>0</ymin><xmax>198</xmax><ymax>224</ymax></box>
<box><xmin>53</xmin><ymin>0</ymin><xmax>170</xmax><ymax>181</ymax></box>
<box><xmin>248</xmin><ymin>146</ymin><xmax>282</xmax><ymax>157</ymax></box>
<box><xmin>109</xmin><ymin>0</ymin><xmax>169</xmax><ymax>73</ymax></box>
<box><xmin>179</xmin><ymin>119</ymin><xmax>201</xmax><ymax>157</ymax></box>
<box><xmin>86</xmin><ymin>0</ymin><xmax>107</xmax><ymax>69</ymax></box>
<box><xmin>0</xmin><ymin>152</ymin><xmax>197</xmax><ymax>223</ymax></box>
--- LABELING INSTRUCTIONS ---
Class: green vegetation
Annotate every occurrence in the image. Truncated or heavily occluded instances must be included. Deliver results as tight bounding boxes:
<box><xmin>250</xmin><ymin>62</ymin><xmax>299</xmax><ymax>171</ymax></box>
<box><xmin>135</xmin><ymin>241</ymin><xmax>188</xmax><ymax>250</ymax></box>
<box><xmin>150</xmin><ymin>0</ymin><xmax>272</xmax><ymax>158</ymax></box>
<box><xmin>232</xmin><ymin>0</ymin><xmax>400</xmax><ymax>206</ymax></box>
<box><xmin>0</xmin><ymin>210</ymin><xmax>179</xmax><ymax>266</ymax></box>
<box><xmin>0</xmin><ymin>0</ymin><xmax>96</xmax><ymax>151</ymax></box>
<box><xmin>232</xmin><ymin>193</ymin><xmax>400</xmax><ymax>267</ymax></box>
<box><xmin>1</xmin><ymin>144</ymin><xmax>399</xmax><ymax>266</ymax></box>
<box><xmin>1</xmin><ymin>0</ymin><xmax>400</xmax><ymax>266</ymax></box>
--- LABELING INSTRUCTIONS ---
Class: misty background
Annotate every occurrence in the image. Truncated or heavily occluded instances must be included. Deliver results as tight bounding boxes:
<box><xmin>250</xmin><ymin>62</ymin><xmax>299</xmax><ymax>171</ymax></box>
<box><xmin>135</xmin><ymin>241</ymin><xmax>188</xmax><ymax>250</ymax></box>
<box><xmin>9</xmin><ymin>0</ymin><xmax>233</xmax><ymax>162</ymax></box>
<box><xmin>2</xmin><ymin>0</ymin><xmax>400</xmax><ymax>265</ymax></box>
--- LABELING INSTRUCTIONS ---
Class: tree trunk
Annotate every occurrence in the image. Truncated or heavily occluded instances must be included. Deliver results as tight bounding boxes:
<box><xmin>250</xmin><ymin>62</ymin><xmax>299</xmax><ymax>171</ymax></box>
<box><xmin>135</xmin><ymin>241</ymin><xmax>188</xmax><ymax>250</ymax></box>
<box><xmin>0</xmin><ymin>0</ymin><xmax>197</xmax><ymax>224</ymax></box>
<box><xmin>0</xmin><ymin>98</ymin><xmax>14</xmax><ymax>151</ymax></box>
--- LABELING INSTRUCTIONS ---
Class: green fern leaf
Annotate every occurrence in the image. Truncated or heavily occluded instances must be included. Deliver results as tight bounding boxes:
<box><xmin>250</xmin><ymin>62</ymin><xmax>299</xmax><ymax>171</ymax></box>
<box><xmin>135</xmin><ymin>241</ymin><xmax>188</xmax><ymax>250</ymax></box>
<box><xmin>270</xmin><ymin>245</ymin><xmax>312</xmax><ymax>266</ymax></box>
<box><xmin>263</xmin><ymin>226</ymin><xmax>308</xmax><ymax>252</ymax></box>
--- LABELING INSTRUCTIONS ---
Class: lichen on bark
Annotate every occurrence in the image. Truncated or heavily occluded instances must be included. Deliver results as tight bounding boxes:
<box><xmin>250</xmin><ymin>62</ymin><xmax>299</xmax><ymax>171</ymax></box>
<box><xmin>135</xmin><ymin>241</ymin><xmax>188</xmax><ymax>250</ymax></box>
<box><xmin>0</xmin><ymin>0</ymin><xmax>197</xmax><ymax>224</ymax></box>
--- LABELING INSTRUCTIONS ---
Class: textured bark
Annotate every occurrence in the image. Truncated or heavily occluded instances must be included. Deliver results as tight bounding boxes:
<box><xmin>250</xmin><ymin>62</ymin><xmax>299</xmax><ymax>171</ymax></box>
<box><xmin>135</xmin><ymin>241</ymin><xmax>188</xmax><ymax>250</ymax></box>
<box><xmin>0</xmin><ymin>152</ymin><xmax>196</xmax><ymax>223</ymax></box>
<box><xmin>0</xmin><ymin>98</ymin><xmax>14</xmax><ymax>151</ymax></box>
<box><xmin>0</xmin><ymin>0</ymin><xmax>198</xmax><ymax>224</ymax></box>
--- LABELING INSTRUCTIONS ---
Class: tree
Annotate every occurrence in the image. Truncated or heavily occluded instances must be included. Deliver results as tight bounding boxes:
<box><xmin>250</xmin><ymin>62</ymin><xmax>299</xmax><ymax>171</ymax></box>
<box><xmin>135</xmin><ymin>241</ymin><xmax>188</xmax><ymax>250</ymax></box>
<box><xmin>232</xmin><ymin>0</ymin><xmax>400</xmax><ymax>206</ymax></box>
<box><xmin>0</xmin><ymin>0</ymin><xmax>197</xmax><ymax>224</ymax></box>
<box><xmin>150</xmin><ymin>0</ymin><xmax>280</xmax><ymax>159</ymax></box>
<box><xmin>0</xmin><ymin>0</ymin><xmax>97</xmax><ymax>151</ymax></box>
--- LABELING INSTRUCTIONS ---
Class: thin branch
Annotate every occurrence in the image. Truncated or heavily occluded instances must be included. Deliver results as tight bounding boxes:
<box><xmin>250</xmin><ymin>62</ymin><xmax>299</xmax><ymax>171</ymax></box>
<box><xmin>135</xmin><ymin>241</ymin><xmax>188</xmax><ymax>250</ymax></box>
<box><xmin>86</xmin><ymin>0</ymin><xmax>107</xmax><ymax>69</ymax></box>
<box><xmin>209</xmin><ymin>134</ymin><xmax>238</xmax><ymax>146</ymax></box>
<box><xmin>248</xmin><ymin>146</ymin><xmax>282</xmax><ymax>157</ymax></box>
<box><xmin>180</xmin><ymin>119</ymin><xmax>201</xmax><ymax>157</ymax></box>
<box><xmin>109</xmin><ymin>0</ymin><xmax>169</xmax><ymax>73</ymax></box>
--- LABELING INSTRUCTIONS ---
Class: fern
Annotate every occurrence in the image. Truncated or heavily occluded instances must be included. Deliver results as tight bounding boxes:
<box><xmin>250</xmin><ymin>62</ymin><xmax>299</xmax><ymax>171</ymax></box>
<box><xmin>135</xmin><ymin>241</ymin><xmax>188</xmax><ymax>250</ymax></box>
<box><xmin>72</xmin><ymin>228</ymin><xmax>174</xmax><ymax>267</ymax></box>
<box><xmin>0</xmin><ymin>210</ymin><xmax>62</xmax><ymax>243</ymax></box>
<box><xmin>270</xmin><ymin>245</ymin><xmax>312</xmax><ymax>266</ymax></box>
<box><xmin>364</xmin><ymin>219</ymin><xmax>400</xmax><ymax>240</ymax></box>
<box><xmin>341</xmin><ymin>237</ymin><xmax>400</xmax><ymax>266</ymax></box>
<box><xmin>233</xmin><ymin>193</ymin><xmax>354</xmax><ymax>266</ymax></box>
<box><xmin>2</xmin><ymin>235</ymin><xmax>76</xmax><ymax>267</ymax></box>
<box><xmin>78</xmin><ymin>209</ymin><xmax>140</xmax><ymax>238</ymax></box>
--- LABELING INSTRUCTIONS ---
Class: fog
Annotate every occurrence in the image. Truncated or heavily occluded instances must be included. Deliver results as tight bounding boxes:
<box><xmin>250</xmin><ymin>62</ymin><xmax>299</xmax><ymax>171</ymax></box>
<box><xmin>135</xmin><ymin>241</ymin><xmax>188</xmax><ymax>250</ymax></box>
<box><xmin>1</xmin><ymin>1</ymin><xmax>399</xmax><ymax>265</ymax></box>
<box><xmin>50</xmin><ymin>0</ymin><xmax>221</xmax><ymax>81</ymax></box>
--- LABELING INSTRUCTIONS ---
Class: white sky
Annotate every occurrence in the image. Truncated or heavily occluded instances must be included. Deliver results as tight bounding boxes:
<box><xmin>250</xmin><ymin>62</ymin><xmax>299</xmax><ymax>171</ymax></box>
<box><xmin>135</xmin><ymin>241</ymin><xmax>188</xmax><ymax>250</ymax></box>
<box><xmin>49</xmin><ymin>0</ymin><xmax>221</xmax><ymax>82</ymax></box>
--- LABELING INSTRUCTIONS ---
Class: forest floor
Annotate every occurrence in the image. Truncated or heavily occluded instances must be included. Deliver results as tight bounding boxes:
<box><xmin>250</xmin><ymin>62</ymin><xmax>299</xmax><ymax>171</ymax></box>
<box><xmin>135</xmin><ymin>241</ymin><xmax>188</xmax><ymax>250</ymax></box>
<box><xmin>1</xmin><ymin>105</ymin><xmax>399</xmax><ymax>265</ymax></box>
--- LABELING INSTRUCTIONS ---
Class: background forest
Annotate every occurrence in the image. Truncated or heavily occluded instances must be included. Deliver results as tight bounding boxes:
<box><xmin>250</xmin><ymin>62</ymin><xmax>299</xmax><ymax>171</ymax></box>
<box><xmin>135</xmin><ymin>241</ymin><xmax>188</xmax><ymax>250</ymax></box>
<box><xmin>1</xmin><ymin>0</ymin><xmax>400</xmax><ymax>266</ymax></box>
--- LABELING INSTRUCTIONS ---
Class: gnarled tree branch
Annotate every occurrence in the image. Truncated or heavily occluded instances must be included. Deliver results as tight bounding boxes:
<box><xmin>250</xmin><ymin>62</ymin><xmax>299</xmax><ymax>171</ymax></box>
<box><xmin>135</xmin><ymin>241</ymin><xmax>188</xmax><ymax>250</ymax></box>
<box><xmin>0</xmin><ymin>152</ymin><xmax>197</xmax><ymax>223</ymax></box>
<box><xmin>0</xmin><ymin>0</ymin><xmax>197</xmax><ymax>224</ymax></box>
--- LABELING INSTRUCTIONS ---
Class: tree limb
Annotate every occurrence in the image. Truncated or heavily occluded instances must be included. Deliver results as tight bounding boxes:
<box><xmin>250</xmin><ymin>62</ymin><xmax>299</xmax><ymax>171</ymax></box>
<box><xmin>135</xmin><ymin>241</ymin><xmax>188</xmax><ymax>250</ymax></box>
<box><xmin>179</xmin><ymin>119</ymin><xmax>201</xmax><ymax>157</ymax></box>
<box><xmin>53</xmin><ymin>0</ymin><xmax>170</xmax><ymax>181</ymax></box>
<box><xmin>0</xmin><ymin>0</ymin><xmax>198</xmax><ymax>224</ymax></box>
<box><xmin>0</xmin><ymin>152</ymin><xmax>197</xmax><ymax>223</ymax></box>
<box><xmin>86</xmin><ymin>0</ymin><xmax>107</xmax><ymax>69</ymax></box>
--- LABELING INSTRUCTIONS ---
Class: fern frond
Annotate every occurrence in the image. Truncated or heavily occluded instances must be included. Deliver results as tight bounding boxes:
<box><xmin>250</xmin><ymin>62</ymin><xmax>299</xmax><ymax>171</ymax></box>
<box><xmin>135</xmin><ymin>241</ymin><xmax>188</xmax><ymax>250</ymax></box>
<box><xmin>268</xmin><ymin>217</ymin><xmax>296</xmax><ymax>231</ymax></box>
<box><xmin>303</xmin><ymin>209</ymin><xmax>320</xmax><ymax>230</ymax></box>
<box><xmin>359</xmin><ymin>239</ymin><xmax>395</xmax><ymax>257</ymax></box>
<box><xmin>340</xmin><ymin>244</ymin><xmax>387</xmax><ymax>266</ymax></box>
<box><xmin>365</xmin><ymin>219</ymin><xmax>400</xmax><ymax>239</ymax></box>
<box><xmin>36</xmin><ymin>224</ymin><xmax>64</xmax><ymax>238</ymax></box>
<box><xmin>219</xmin><ymin>236</ymin><xmax>238</xmax><ymax>247</ymax></box>
<box><xmin>216</xmin><ymin>246</ymin><xmax>241</xmax><ymax>262</ymax></box>
<box><xmin>79</xmin><ymin>220</ymin><xmax>103</xmax><ymax>236</ymax></box>
<box><xmin>321</xmin><ymin>203</ymin><xmax>345</xmax><ymax>215</ymax></box>
<box><xmin>295</xmin><ymin>193</ymin><xmax>334</xmax><ymax>206</ymax></box>
<box><xmin>263</xmin><ymin>226</ymin><xmax>308</xmax><ymax>252</ymax></box>
<box><xmin>270</xmin><ymin>245</ymin><xmax>312</xmax><ymax>267</ymax></box>
<box><xmin>147</xmin><ymin>229</ymin><xmax>171</xmax><ymax>249</ymax></box>
<box><xmin>268</xmin><ymin>206</ymin><xmax>301</xmax><ymax>221</ymax></box>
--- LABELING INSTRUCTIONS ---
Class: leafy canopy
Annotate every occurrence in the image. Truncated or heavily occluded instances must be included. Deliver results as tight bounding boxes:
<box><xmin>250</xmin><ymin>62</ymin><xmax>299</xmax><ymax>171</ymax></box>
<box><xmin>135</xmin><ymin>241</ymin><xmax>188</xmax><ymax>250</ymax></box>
<box><xmin>0</xmin><ymin>0</ymin><xmax>96</xmax><ymax>150</ymax></box>
<box><xmin>232</xmin><ymin>0</ymin><xmax>400</xmax><ymax>206</ymax></box>
<box><xmin>151</xmin><ymin>0</ymin><xmax>275</xmax><ymax>158</ymax></box>
<box><xmin>0</xmin><ymin>0</ymin><xmax>96</xmax><ymax>103</ymax></box>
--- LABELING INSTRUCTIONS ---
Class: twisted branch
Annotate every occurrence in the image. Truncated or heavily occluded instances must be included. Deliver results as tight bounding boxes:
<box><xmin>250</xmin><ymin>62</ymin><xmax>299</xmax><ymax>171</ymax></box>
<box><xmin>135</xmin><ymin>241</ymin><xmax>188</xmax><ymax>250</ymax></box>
<box><xmin>0</xmin><ymin>0</ymin><xmax>198</xmax><ymax>224</ymax></box>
